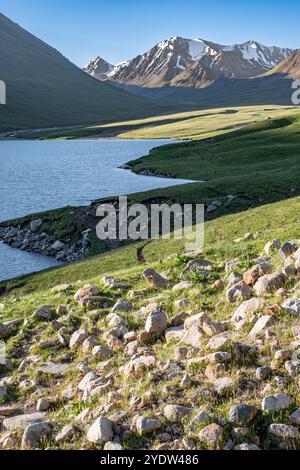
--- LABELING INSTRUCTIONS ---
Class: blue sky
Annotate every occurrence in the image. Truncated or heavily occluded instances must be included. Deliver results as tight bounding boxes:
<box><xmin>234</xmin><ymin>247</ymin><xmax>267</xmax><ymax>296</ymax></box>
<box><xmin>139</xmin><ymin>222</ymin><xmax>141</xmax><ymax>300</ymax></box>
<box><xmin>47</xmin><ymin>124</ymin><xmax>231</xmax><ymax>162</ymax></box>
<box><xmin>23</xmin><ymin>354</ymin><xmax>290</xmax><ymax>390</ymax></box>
<box><xmin>1</xmin><ymin>0</ymin><xmax>299</xmax><ymax>67</ymax></box>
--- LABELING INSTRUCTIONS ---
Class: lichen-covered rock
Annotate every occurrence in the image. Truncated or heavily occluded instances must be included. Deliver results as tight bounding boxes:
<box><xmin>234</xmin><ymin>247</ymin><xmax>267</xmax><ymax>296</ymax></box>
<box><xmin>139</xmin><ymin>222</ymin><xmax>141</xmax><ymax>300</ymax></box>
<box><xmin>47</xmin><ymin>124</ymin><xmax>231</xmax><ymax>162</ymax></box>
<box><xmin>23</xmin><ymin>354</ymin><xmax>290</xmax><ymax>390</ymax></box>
<box><xmin>262</xmin><ymin>393</ymin><xmax>294</xmax><ymax>411</ymax></box>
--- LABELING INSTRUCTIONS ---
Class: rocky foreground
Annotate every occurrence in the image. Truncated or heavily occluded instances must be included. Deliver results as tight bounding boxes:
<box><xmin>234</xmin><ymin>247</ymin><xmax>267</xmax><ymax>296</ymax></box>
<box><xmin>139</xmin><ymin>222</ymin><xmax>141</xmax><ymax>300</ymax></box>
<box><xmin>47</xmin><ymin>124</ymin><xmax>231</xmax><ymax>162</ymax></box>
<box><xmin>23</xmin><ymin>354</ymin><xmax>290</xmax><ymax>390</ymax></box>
<box><xmin>0</xmin><ymin>236</ymin><xmax>300</xmax><ymax>450</ymax></box>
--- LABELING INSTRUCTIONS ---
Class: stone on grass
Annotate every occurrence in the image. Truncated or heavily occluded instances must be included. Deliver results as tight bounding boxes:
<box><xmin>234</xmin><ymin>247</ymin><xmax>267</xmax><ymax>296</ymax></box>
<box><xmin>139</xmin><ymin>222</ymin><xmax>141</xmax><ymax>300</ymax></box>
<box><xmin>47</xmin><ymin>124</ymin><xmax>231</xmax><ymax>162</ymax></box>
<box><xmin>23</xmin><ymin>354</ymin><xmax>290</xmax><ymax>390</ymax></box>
<box><xmin>232</xmin><ymin>297</ymin><xmax>263</xmax><ymax>322</ymax></box>
<box><xmin>172</xmin><ymin>281</ymin><xmax>194</xmax><ymax>292</ymax></box>
<box><xmin>87</xmin><ymin>416</ymin><xmax>114</xmax><ymax>444</ymax></box>
<box><xmin>37</xmin><ymin>398</ymin><xmax>51</xmax><ymax>412</ymax></box>
<box><xmin>104</xmin><ymin>442</ymin><xmax>123</xmax><ymax>450</ymax></box>
<box><xmin>264</xmin><ymin>239</ymin><xmax>281</xmax><ymax>256</ymax></box>
<box><xmin>228</xmin><ymin>405</ymin><xmax>257</xmax><ymax>426</ymax></box>
<box><xmin>165</xmin><ymin>326</ymin><xmax>185</xmax><ymax>343</ymax></box>
<box><xmin>226</xmin><ymin>282</ymin><xmax>252</xmax><ymax>304</ymax></box>
<box><xmin>164</xmin><ymin>405</ymin><xmax>193</xmax><ymax>423</ymax></box>
<box><xmin>207</xmin><ymin>332</ymin><xmax>232</xmax><ymax>351</ymax></box>
<box><xmin>74</xmin><ymin>285</ymin><xmax>100</xmax><ymax>305</ymax></box>
<box><xmin>22</xmin><ymin>422</ymin><xmax>52</xmax><ymax>449</ymax></box>
<box><xmin>199</xmin><ymin>424</ymin><xmax>223</xmax><ymax>448</ymax></box>
<box><xmin>82</xmin><ymin>335</ymin><xmax>99</xmax><ymax>353</ymax></box>
<box><xmin>262</xmin><ymin>393</ymin><xmax>294</xmax><ymax>411</ymax></box>
<box><xmin>111</xmin><ymin>300</ymin><xmax>132</xmax><ymax>313</ymax></box>
<box><xmin>3</xmin><ymin>412</ymin><xmax>46</xmax><ymax>431</ymax></box>
<box><xmin>184</xmin><ymin>312</ymin><xmax>208</xmax><ymax>330</ymax></box>
<box><xmin>234</xmin><ymin>443</ymin><xmax>261</xmax><ymax>450</ymax></box>
<box><xmin>249</xmin><ymin>315</ymin><xmax>275</xmax><ymax>338</ymax></box>
<box><xmin>33</xmin><ymin>306</ymin><xmax>52</xmax><ymax>320</ymax></box>
<box><xmin>212</xmin><ymin>377</ymin><xmax>234</xmax><ymax>396</ymax></box>
<box><xmin>69</xmin><ymin>325</ymin><xmax>89</xmax><ymax>349</ymax></box>
<box><xmin>243</xmin><ymin>263</ymin><xmax>272</xmax><ymax>286</ymax></box>
<box><xmin>38</xmin><ymin>362</ymin><xmax>69</xmax><ymax>377</ymax></box>
<box><xmin>256</xmin><ymin>366</ymin><xmax>272</xmax><ymax>381</ymax></box>
<box><xmin>254</xmin><ymin>273</ymin><xmax>285</xmax><ymax>297</ymax></box>
<box><xmin>282</xmin><ymin>298</ymin><xmax>300</xmax><ymax>315</ymax></box>
<box><xmin>92</xmin><ymin>345</ymin><xmax>113</xmax><ymax>360</ymax></box>
<box><xmin>145</xmin><ymin>310</ymin><xmax>167</xmax><ymax>335</ymax></box>
<box><xmin>203</xmin><ymin>320</ymin><xmax>228</xmax><ymax>337</ymax></box>
<box><xmin>268</xmin><ymin>423</ymin><xmax>300</xmax><ymax>440</ymax></box>
<box><xmin>290</xmin><ymin>409</ymin><xmax>300</xmax><ymax>425</ymax></box>
<box><xmin>55</xmin><ymin>423</ymin><xmax>76</xmax><ymax>444</ymax></box>
<box><xmin>181</xmin><ymin>327</ymin><xmax>203</xmax><ymax>347</ymax></box>
<box><xmin>136</xmin><ymin>416</ymin><xmax>161</xmax><ymax>435</ymax></box>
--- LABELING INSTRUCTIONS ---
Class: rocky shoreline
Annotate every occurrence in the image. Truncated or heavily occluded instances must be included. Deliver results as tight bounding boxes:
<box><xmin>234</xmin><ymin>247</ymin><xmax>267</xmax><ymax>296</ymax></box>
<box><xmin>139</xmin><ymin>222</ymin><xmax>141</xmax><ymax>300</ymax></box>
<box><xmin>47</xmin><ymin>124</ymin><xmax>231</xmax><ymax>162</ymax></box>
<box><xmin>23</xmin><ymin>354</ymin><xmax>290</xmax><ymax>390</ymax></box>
<box><xmin>0</xmin><ymin>221</ymin><xmax>90</xmax><ymax>263</ymax></box>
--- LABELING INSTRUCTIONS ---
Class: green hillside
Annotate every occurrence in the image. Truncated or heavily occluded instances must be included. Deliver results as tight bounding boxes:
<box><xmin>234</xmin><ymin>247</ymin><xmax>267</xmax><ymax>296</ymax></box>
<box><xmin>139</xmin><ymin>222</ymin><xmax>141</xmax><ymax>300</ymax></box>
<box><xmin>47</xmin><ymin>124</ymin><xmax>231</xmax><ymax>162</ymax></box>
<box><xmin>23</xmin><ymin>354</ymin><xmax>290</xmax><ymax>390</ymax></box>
<box><xmin>0</xmin><ymin>13</ymin><xmax>163</xmax><ymax>132</ymax></box>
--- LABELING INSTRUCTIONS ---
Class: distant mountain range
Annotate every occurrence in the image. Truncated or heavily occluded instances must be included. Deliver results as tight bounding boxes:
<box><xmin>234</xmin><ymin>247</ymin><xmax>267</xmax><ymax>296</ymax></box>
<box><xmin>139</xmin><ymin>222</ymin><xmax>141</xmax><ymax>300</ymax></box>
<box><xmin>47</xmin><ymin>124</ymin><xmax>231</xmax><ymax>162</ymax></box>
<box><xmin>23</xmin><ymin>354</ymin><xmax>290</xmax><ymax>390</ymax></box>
<box><xmin>85</xmin><ymin>36</ymin><xmax>293</xmax><ymax>88</ymax></box>
<box><xmin>0</xmin><ymin>11</ymin><xmax>298</xmax><ymax>134</ymax></box>
<box><xmin>0</xmin><ymin>13</ymin><xmax>162</xmax><ymax>132</ymax></box>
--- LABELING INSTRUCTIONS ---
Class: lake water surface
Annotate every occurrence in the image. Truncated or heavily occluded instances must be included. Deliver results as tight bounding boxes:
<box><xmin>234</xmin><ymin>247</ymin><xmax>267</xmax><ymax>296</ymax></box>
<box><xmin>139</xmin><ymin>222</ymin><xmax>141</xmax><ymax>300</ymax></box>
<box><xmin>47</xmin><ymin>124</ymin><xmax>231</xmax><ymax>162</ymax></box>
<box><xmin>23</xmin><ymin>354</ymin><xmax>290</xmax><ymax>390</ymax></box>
<box><xmin>0</xmin><ymin>139</ymin><xmax>188</xmax><ymax>281</ymax></box>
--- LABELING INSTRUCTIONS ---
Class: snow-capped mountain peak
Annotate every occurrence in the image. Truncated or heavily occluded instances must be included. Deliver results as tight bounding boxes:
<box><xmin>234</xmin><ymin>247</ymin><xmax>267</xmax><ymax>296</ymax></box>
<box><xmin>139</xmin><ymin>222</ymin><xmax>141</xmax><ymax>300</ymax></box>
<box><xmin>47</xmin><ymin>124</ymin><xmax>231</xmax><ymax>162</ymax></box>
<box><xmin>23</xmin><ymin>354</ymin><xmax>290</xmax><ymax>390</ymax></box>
<box><xmin>84</xmin><ymin>36</ymin><xmax>293</xmax><ymax>88</ymax></box>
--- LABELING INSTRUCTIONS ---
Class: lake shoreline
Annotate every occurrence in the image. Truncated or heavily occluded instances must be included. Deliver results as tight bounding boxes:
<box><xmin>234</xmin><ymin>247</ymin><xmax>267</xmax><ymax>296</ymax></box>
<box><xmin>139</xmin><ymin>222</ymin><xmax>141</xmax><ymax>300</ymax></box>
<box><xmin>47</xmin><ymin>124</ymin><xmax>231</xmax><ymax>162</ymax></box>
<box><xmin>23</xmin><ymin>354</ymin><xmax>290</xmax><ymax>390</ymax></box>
<box><xmin>0</xmin><ymin>138</ymin><xmax>191</xmax><ymax>281</ymax></box>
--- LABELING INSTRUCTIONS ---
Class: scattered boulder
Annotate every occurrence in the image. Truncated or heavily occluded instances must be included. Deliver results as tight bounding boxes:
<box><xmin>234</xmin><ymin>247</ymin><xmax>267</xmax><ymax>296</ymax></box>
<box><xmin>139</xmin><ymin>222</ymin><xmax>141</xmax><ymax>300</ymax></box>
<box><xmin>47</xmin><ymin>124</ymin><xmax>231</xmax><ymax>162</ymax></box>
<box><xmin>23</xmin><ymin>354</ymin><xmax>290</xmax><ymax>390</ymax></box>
<box><xmin>262</xmin><ymin>394</ymin><xmax>294</xmax><ymax>411</ymax></box>
<box><xmin>264</xmin><ymin>239</ymin><xmax>281</xmax><ymax>256</ymax></box>
<box><xmin>282</xmin><ymin>298</ymin><xmax>300</xmax><ymax>315</ymax></box>
<box><xmin>249</xmin><ymin>315</ymin><xmax>275</xmax><ymax>337</ymax></box>
<box><xmin>38</xmin><ymin>362</ymin><xmax>69</xmax><ymax>377</ymax></box>
<box><xmin>145</xmin><ymin>310</ymin><xmax>167</xmax><ymax>335</ymax></box>
<box><xmin>136</xmin><ymin>416</ymin><xmax>161</xmax><ymax>435</ymax></box>
<box><xmin>30</xmin><ymin>219</ymin><xmax>42</xmax><ymax>232</ymax></box>
<box><xmin>3</xmin><ymin>412</ymin><xmax>46</xmax><ymax>431</ymax></box>
<box><xmin>199</xmin><ymin>423</ymin><xmax>223</xmax><ymax>449</ymax></box>
<box><xmin>87</xmin><ymin>416</ymin><xmax>114</xmax><ymax>444</ymax></box>
<box><xmin>268</xmin><ymin>423</ymin><xmax>300</xmax><ymax>440</ymax></box>
<box><xmin>243</xmin><ymin>263</ymin><xmax>272</xmax><ymax>286</ymax></box>
<box><xmin>232</xmin><ymin>297</ymin><xmax>264</xmax><ymax>322</ymax></box>
<box><xmin>254</xmin><ymin>273</ymin><xmax>285</xmax><ymax>297</ymax></box>
<box><xmin>55</xmin><ymin>423</ymin><xmax>76</xmax><ymax>444</ymax></box>
<box><xmin>180</xmin><ymin>259</ymin><xmax>213</xmax><ymax>280</ymax></box>
<box><xmin>74</xmin><ymin>285</ymin><xmax>100</xmax><ymax>306</ymax></box>
<box><xmin>69</xmin><ymin>325</ymin><xmax>89</xmax><ymax>349</ymax></box>
<box><xmin>33</xmin><ymin>306</ymin><xmax>52</xmax><ymax>320</ymax></box>
<box><xmin>164</xmin><ymin>405</ymin><xmax>193</xmax><ymax>423</ymax></box>
<box><xmin>22</xmin><ymin>422</ymin><xmax>52</xmax><ymax>449</ymax></box>
<box><xmin>228</xmin><ymin>405</ymin><xmax>257</xmax><ymax>426</ymax></box>
<box><xmin>173</xmin><ymin>281</ymin><xmax>194</xmax><ymax>292</ymax></box>
<box><xmin>226</xmin><ymin>282</ymin><xmax>252</xmax><ymax>304</ymax></box>
<box><xmin>111</xmin><ymin>300</ymin><xmax>132</xmax><ymax>313</ymax></box>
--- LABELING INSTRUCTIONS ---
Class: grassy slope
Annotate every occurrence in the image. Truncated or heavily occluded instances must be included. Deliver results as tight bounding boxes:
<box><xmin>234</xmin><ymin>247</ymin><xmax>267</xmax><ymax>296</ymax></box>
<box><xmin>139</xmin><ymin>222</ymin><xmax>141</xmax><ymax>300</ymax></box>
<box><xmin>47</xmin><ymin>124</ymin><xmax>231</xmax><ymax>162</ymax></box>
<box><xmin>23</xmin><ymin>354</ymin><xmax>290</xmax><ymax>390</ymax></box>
<box><xmin>1</xmin><ymin>195</ymin><xmax>299</xmax><ymax>298</ymax></box>
<box><xmin>15</xmin><ymin>105</ymin><xmax>296</xmax><ymax>140</ymax></box>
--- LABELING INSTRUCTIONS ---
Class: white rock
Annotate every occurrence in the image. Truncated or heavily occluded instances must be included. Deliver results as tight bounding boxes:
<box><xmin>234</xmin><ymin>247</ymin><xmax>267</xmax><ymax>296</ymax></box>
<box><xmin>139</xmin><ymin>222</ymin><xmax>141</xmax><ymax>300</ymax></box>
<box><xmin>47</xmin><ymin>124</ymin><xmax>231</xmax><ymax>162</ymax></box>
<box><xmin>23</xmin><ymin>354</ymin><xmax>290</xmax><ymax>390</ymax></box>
<box><xmin>136</xmin><ymin>416</ymin><xmax>161</xmax><ymax>435</ymax></box>
<box><xmin>249</xmin><ymin>315</ymin><xmax>275</xmax><ymax>337</ymax></box>
<box><xmin>87</xmin><ymin>416</ymin><xmax>114</xmax><ymax>444</ymax></box>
